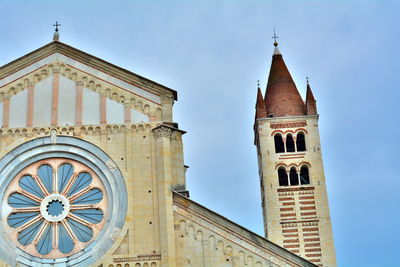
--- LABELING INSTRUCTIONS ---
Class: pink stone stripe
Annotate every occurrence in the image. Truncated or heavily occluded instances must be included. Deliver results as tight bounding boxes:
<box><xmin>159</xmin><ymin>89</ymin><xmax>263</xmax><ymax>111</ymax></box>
<box><xmin>100</xmin><ymin>95</ymin><xmax>106</xmax><ymax>124</ymax></box>
<box><xmin>51</xmin><ymin>72</ymin><xmax>59</xmax><ymax>126</ymax></box>
<box><xmin>2</xmin><ymin>98</ymin><xmax>9</xmax><ymax>128</ymax></box>
<box><xmin>124</xmin><ymin>105</ymin><xmax>131</xmax><ymax>123</ymax></box>
<box><xmin>75</xmin><ymin>82</ymin><xmax>83</xmax><ymax>125</ymax></box>
<box><xmin>27</xmin><ymin>84</ymin><xmax>34</xmax><ymax>127</ymax></box>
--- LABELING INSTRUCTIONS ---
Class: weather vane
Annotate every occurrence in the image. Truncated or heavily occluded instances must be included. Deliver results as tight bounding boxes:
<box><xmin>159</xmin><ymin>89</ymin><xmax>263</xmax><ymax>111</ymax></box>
<box><xmin>272</xmin><ymin>27</ymin><xmax>279</xmax><ymax>46</ymax></box>
<box><xmin>53</xmin><ymin>21</ymin><xmax>61</xmax><ymax>32</ymax></box>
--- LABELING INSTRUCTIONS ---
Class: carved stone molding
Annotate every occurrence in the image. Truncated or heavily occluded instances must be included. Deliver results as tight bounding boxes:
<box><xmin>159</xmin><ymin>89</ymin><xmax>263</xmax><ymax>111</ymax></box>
<box><xmin>152</xmin><ymin>125</ymin><xmax>172</xmax><ymax>139</ymax></box>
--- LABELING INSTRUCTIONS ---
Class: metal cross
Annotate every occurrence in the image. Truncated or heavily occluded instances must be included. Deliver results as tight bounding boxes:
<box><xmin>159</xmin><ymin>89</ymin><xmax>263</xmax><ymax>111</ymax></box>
<box><xmin>272</xmin><ymin>27</ymin><xmax>279</xmax><ymax>43</ymax></box>
<box><xmin>53</xmin><ymin>21</ymin><xmax>61</xmax><ymax>32</ymax></box>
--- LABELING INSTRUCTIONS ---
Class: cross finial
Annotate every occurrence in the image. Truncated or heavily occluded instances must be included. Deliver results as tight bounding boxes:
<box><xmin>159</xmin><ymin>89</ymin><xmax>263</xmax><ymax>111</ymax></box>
<box><xmin>272</xmin><ymin>27</ymin><xmax>279</xmax><ymax>46</ymax></box>
<box><xmin>53</xmin><ymin>21</ymin><xmax>61</xmax><ymax>41</ymax></box>
<box><xmin>53</xmin><ymin>21</ymin><xmax>61</xmax><ymax>32</ymax></box>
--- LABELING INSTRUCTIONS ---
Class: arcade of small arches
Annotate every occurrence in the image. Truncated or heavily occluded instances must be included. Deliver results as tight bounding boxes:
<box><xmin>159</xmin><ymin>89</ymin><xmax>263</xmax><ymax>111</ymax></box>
<box><xmin>274</xmin><ymin>132</ymin><xmax>306</xmax><ymax>153</ymax></box>
<box><xmin>277</xmin><ymin>165</ymin><xmax>311</xmax><ymax>186</ymax></box>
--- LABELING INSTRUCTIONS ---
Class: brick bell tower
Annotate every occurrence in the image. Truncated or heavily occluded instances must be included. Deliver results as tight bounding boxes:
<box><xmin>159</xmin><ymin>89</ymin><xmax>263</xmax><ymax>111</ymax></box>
<box><xmin>254</xmin><ymin>40</ymin><xmax>337</xmax><ymax>267</ymax></box>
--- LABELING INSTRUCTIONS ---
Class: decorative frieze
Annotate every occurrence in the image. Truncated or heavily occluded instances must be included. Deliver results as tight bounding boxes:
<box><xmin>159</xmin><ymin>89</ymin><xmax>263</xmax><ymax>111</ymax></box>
<box><xmin>113</xmin><ymin>254</ymin><xmax>161</xmax><ymax>263</ymax></box>
<box><xmin>270</xmin><ymin>121</ymin><xmax>307</xmax><ymax>129</ymax></box>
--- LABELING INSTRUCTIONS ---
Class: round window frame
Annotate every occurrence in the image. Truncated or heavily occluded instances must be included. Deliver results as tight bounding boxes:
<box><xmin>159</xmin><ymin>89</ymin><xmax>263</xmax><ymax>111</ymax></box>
<box><xmin>0</xmin><ymin>135</ymin><xmax>127</xmax><ymax>266</ymax></box>
<box><xmin>5</xmin><ymin>158</ymin><xmax>108</xmax><ymax>258</ymax></box>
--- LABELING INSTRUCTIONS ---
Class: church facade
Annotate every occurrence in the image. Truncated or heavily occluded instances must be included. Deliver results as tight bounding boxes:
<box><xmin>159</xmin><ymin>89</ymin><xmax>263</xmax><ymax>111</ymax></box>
<box><xmin>0</xmin><ymin>32</ymin><xmax>333</xmax><ymax>267</ymax></box>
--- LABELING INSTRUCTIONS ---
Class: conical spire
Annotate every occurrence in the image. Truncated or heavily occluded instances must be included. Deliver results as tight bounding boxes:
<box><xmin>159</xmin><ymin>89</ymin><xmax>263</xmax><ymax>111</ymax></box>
<box><xmin>255</xmin><ymin>81</ymin><xmax>267</xmax><ymax>119</ymax></box>
<box><xmin>264</xmin><ymin>43</ymin><xmax>306</xmax><ymax>117</ymax></box>
<box><xmin>305</xmin><ymin>80</ymin><xmax>317</xmax><ymax>115</ymax></box>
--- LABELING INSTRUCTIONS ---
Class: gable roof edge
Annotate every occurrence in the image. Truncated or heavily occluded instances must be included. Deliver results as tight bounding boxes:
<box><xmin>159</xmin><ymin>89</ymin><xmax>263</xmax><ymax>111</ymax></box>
<box><xmin>173</xmin><ymin>192</ymin><xmax>317</xmax><ymax>267</ymax></box>
<box><xmin>0</xmin><ymin>41</ymin><xmax>177</xmax><ymax>101</ymax></box>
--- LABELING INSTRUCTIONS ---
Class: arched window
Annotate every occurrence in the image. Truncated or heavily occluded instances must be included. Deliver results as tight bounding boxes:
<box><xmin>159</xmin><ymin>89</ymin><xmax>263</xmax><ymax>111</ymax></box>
<box><xmin>300</xmin><ymin>166</ymin><xmax>310</xmax><ymax>185</ymax></box>
<box><xmin>296</xmin><ymin>132</ymin><xmax>306</xmax><ymax>152</ymax></box>
<box><xmin>274</xmin><ymin>134</ymin><xmax>285</xmax><ymax>153</ymax></box>
<box><xmin>278</xmin><ymin>167</ymin><xmax>289</xmax><ymax>186</ymax></box>
<box><xmin>289</xmin><ymin>167</ymin><xmax>299</xmax><ymax>186</ymax></box>
<box><xmin>286</xmin><ymin>134</ymin><xmax>295</xmax><ymax>152</ymax></box>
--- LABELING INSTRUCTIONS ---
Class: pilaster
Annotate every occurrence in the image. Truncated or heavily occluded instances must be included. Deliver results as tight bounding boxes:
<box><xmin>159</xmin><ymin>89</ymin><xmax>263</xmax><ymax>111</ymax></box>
<box><xmin>27</xmin><ymin>81</ymin><xmax>35</xmax><ymax>127</ymax></box>
<box><xmin>75</xmin><ymin>80</ymin><xmax>83</xmax><ymax>125</ymax></box>
<box><xmin>153</xmin><ymin>125</ymin><xmax>176</xmax><ymax>267</ymax></box>
<box><xmin>161</xmin><ymin>96</ymin><xmax>174</xmax><ymax>122</ymax></box>
<box><xmin>2</xmin><ymin>95</ymin><xmax>10</xmax><ymax>128</ymax></box>
<box><xmin>51</xmin><ymin>68</ymin><xmax>60</xmax><ymax>126</ymax></box>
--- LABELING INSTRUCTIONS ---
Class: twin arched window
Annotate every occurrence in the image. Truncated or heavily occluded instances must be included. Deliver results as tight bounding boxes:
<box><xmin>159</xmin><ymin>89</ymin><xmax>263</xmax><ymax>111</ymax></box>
<box><xmin>278</xmin><ymin>165</ymin><xmax>310</xmax><ymax>186</ymax></box>
<box><xmin>274</xmin><ymin>132</ymin><xmax>306</xmax><ymax>153</ymax></box>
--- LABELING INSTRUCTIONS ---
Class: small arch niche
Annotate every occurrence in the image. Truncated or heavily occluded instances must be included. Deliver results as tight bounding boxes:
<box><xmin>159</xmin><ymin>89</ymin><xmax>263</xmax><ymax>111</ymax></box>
<box><xmin>278</xmin><ymin>167</ymin><xmax>289</xmax><ymax>186</ymax></box>
<box><xmin>274</xmin><ymin>134</ymin><xmax>285</xmax><ymax>153</ymax></box>
<box><xmin>300</xmin><ymin>166</ymin><xmax>310</xmax><ymax>185</ymax></box>
<box><xmin>296</xmin><ymin>132</ymin><xmax>306</xmax><ymax>151</ymax></box>
<box><xmin>289</xmin><ymin>167</ymin><xmax>299</xmax><ymax>186</ymax></box>
<box><xmin>286</xmin><ymin>134</ymin><xmax>295</xmax><ymax>152</ymax></box>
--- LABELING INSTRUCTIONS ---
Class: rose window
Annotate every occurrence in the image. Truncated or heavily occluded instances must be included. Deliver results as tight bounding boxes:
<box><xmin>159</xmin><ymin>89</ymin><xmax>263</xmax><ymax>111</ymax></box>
<box><xmin>4</xmin><ymin>158</ymin><xmax>108</xmax><ymax>258</ymax></box>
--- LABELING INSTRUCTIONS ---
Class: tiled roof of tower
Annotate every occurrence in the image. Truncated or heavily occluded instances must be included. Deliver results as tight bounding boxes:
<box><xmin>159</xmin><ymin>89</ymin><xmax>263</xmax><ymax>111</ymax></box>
<box><xmin>264</xmin><ymin>44</ymin><xmax>306</xmax><ymax>117</ymax></box>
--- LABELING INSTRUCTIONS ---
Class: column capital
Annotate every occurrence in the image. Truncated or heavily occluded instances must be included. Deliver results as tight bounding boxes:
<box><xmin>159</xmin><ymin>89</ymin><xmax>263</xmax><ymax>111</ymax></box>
<box><xmin>153</xmin><ymin>125</ymin><xmax>173</xmax><ymax>139</ymax></box>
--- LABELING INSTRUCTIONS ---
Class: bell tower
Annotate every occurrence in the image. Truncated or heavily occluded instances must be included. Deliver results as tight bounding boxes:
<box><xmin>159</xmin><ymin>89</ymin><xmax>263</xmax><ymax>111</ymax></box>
<box><xmin>254</xmin><ymin>41</ymin><xmax>337</xmax><ymax>267</ymax></box>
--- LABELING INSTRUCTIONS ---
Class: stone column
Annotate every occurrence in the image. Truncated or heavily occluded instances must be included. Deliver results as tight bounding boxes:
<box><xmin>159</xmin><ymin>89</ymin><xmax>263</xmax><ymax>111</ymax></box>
<box><xmin>153</xmin><ymin>125</ymin><xmax>176</xmax><ymax>267</ymax></box>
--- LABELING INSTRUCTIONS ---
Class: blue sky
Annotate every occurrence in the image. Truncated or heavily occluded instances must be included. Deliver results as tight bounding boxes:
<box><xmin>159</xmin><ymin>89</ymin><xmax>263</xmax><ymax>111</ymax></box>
<box><xmin>1</xmin><ymin>1</ymin><xmax>399</xmax><ymax>266</ymax></box>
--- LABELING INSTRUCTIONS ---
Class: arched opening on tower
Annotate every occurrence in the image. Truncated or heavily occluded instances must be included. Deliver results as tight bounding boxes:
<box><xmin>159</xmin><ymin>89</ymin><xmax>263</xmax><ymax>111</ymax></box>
<box><xmin>278</xmin><ymin>167</ymin><xmax>288</xmax><ymax>186</ymax></box>
<box><xmin>274</xmin><ymin>134</ymin><xmax>285</xmax><ymax>153</ymax></box>
<box><xmin>296</xmin><ymin>132</ymin><xmax>306</xmax><ymax>152</ymax></box>
<box><xmin>300</xmin><ymin>166</ymin><xmax>310</xmax><ymax>185</ymax></box>
<box><xmin>289</xmin><ymin>167</ymin><xmax>299</xmax><ymax>186</ymax></box>
<box><xmin>286</xmin><ymin>134</ymin><xmax>295</xmax><ymax>152</ymax></box>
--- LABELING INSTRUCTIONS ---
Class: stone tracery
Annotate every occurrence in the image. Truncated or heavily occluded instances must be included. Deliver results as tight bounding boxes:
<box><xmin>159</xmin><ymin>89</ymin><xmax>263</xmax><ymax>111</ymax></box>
<box><xmin>5</xmin><ymin>158</ymin><xmax>107</xmax><ymax>258</ymax></box>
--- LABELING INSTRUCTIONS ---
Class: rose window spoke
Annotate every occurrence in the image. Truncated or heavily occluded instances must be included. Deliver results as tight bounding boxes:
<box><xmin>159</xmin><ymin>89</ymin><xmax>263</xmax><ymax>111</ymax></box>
<box><xmin>19</xmin><ymin>175</ymin><xmax>44</xmax><ymax>198</ymax></box>
<box><xmin>58</xmin><ymin>163</ymin><xmax>74</xmax><ymax>193</ymax></box>
<box><xmin>5</xmin><ymin>158</ymin><xmax>107</xmax><ymax>258</ymax></box>
<box><xmin>37</xmin><ymin>164</ymin><xmax>53</xmax><ymax>194</ymax></box>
